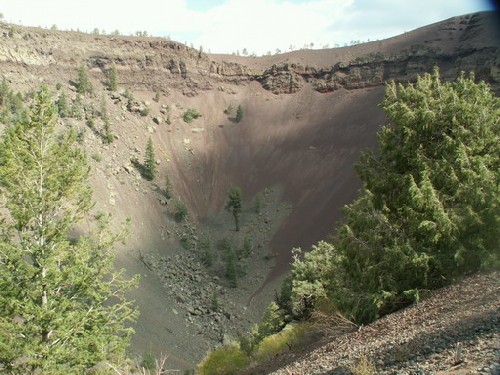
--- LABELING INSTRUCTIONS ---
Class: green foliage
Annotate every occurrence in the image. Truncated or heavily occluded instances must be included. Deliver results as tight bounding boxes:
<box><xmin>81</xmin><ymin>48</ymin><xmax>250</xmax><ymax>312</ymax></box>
<box><xmin>101</xmin><ymin>95</ymin><xmax>113</xmax><ymax>144</ymax></box>
<box><xmin>0</xmin><ymin>85</ymin><xmax>138</xmax><ymax>373</ymax></box>
<box><xmin>225</xmin><ymin>186</ymin><xmax>242</xmax><ymax>232</ymax></box>
<box><xmin>210</xmin><ymin>292</ymin><xmax>220</xmax><ymax>312</ymax></box>
<box><xmin>199</xmin><ymin>236</ymin><xmax>213</xmax><ymax>267</ymax></box>
<box><xmin>86</xmin><ymin>117</ymin><xmax>95</xmax><ymax>129</ymax></box>
<box><xmin>254</xmin><ymin>323</ymin><xmax>308</xmax><ymax>362</ymax></box>
<box><xmin>91</xmin><ymin>152</ymin><xmax>102</xmax><ymax>162</ymax></box>
<box><xmin>225</xmin><ymin>248</ymin><xmax>238</xmax><ymax>288</ymax></box>
<box><xmin>164</xmin><ymin>173</ymin><xmax>172</xmax><ymax>199</ymax></box>
<box><xmin>107</xmin><ymin>65</ymin><xmax>118</xmax><ymax>91</ymax></box>
<box><xmin>56</xmin><ymin>92</ymin><xmax>69</xmax><ymax>118</ymax></box>
<box><xmin>197</xmin><ymin>344</ymin><xmax>249</xmax><ymax>375</ymax></box>
<box><xmin>254</xmin><ymin>301</ymin><xmax>288</xmax><ymax>343</ymax></box>
<box><xmin>144</xmin><ymin>137</ymin><xmax>156</xmax><ymax>180</ymax></box>
<box><xmin>174</xmin><ymin>199</ymin><xmax>188</xmax><ymax>222</ymax></box>
<box><xmin>183</xmin><ymin>108</ymin><xmax>201</xmax><ymax>123</ymax></box>
<box><xmin>289</xmin><ymin>69</ymin><xmax>500</xmax><ymax>324</ymax></box>
<box><xmin>141</xmin><ymin>349</ymin><xmax>156</xmax><ymax>371</ymax></box>
<box><xmin>253</xmin><ymin>192</ymin><xmax>262</xmax><ymax>214</ymax></box>
<box><xmin>235</xmin><ymin>104</ymin><xmax>244</xmax><ymax>123</ymax></box>
<box><xmin>240</xmin><ymin>236</ymin><xmax>252</xmax><ymax>257</ymax></box>
<box><xmin>0</xmin><ymin>79</ymin><xmax>27</xmax><ymax>124</ymax></box>
<box><xmin>55</xmin><ymin>82</ymin><xmax>62</xmax><ymax>90</ymax></box>
<box><xmin>290</xmin><ymin>242</ymin><xmax>337</xmax><ymax>317</ymax></box>
<box><xmin>123</xmin><ymin>88</ymin><xmax>134</xmax><ymax>100</ymax></box>
<box><xmin>153</xmin><ymin>91</ymin><xmax>160</xmax><ymax>102</ymax></box>
<box><xmin>71</xmin><ymin>94</ymin><xmax>83</xmax><ymax>119</ymax></box>
<box><xmin>76</xmin><ymin>64</ymin><xmax>92</xmax><ymax>94</ymax></box>
<box><xmin>140</xmin><ymin>107</ymin><xmax>150</xmax><ymax>117</ymax></box>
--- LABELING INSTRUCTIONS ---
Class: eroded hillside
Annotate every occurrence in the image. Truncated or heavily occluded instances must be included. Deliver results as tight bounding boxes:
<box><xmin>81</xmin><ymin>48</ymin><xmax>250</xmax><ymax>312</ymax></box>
<box><xmin>0</xmin><ymin>11</ymin><xmax>498</xmax><ymax>371</ymax></box>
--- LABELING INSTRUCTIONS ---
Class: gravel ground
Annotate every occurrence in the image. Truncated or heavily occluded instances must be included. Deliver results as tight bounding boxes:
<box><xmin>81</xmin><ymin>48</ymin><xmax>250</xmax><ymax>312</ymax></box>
<box><xmin>257</xmin><ymin>271</ymin><xmax>500</xmax><ymax>375</ymax></box>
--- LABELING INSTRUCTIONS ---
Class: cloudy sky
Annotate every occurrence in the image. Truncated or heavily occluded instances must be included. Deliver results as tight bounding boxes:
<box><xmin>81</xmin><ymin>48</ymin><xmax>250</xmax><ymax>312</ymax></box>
<box><xmin>0</xmin><ymin>0</ymin><xmax>496</xmax><ymax>55</ymax></box>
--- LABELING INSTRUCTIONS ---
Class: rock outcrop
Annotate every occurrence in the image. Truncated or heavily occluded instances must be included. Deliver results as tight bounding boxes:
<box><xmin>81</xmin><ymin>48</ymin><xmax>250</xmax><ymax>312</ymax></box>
<box><xmin>1</xmin><ymin>12</ymin><xmax>497</xmax><ymax>97</ymax></box>
<box><xmin>256</xmin><ymin>13</ymin><xmax>500</xmax><ymax>94</ymax></box>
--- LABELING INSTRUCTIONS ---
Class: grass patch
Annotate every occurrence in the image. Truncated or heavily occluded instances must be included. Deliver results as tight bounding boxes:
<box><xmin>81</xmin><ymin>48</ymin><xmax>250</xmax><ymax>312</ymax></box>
<box><xmin>197</xmin><ymin>344</ymin><xmax>250</xmax><ymax>375</ymax></box>
<box><xmin>254</xmin><ymin>322</ymin><xmax>310</xmax><ymax>362</ymax></box>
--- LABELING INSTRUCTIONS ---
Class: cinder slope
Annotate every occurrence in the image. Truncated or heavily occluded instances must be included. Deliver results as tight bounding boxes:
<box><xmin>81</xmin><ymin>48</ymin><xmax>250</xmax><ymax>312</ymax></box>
<box><xmin>0</xmin><ymin>11</ymin><xmax>498</xmax><ymax>370</ymax></box>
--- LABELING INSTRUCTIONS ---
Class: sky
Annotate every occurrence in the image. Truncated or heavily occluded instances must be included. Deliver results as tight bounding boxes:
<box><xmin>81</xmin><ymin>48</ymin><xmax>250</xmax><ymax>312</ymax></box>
<box><xmin>0</xmin><ymin>0</ymin><xmax>496</xmax><ymax>55</ymax></box>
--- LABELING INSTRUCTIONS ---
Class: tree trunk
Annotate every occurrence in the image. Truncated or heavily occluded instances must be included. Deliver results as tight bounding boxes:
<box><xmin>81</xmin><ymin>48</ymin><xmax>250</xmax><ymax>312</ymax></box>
<box><xmin>234</xmin><ymin>213</ymin><xmax>239</xmax><ymax>232</ymax></box>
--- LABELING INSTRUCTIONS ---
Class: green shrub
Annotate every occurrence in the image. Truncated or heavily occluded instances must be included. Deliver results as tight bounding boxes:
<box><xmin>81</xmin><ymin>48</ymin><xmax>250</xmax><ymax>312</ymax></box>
<box><xmin>139</xmin><ymin>107</ymin><xmax>150</xmax><ymax>117</ymax></box>
<box><xmin>91</xmin><ymin>152</ymin><xmax>102</xmax><ymax>162</ymax></box>
<box><xmin>141</xmin><ymin>350</ymin><xmax>156</xmax><ymax>371</ymax></box>
<box><xmin>174</xmin><ymin>199</ymin><xmax>188</xmax><ymax>222</ymax></box>
<box><xmin>199</xmin><ymin>236</ymin><xmax>213</xmax><ymax>266</ymax></box>
<box><xmin>56</xmin><ymin>92</ymin><xmax>69</xmax><ymax>118</ymax></box>
<box><xmin>183</xmin><ymin>108</ymin><xmax>201</xmax><ymax>123</ymax></box>
<box><xmin>255</xmin><ymin>323</ymin><xmax>309</xmax><ymax>362</ymax></box>
<box><xmin>123</xmin><ymin>88</ymin><xmax>134</xmax><ymax>100</ymax></box>
<box><xmin>240</xmin><ymin>236</ymin><xmax>251</xmax><ymax>258</ymax></box>
<box><xmin>197</xmin><ymin>345</ymin><xmax>249</xmax><ymax>375</ymax></box>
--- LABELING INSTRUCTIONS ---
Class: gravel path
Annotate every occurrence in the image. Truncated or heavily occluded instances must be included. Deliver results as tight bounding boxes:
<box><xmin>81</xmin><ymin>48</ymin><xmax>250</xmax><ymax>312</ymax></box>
<box><xmin>262</xmin><ymin>271</ymin><xmax>499</xmax><ymax>375</ymax></box>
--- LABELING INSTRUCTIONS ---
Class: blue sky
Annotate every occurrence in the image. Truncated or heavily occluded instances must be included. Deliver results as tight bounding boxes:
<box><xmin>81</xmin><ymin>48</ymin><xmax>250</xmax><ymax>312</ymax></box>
<box><xmin>0</xmin><ymin>0</ymin><xmax>495</xmax><ymax>55</ymax></box>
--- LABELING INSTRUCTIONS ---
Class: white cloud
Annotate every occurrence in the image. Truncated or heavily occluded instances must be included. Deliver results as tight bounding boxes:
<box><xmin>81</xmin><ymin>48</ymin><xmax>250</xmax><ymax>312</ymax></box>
<box><xmin>0</xmin><ymin>0</ymin><xmax>493</xmax><ymax>54</ymax></box>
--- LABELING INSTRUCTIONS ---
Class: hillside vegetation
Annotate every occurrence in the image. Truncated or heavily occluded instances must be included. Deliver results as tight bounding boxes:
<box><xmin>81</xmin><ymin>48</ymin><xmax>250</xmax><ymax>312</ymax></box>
<box><xmin>197</xmin><ymin>69</ymin><xmax>499</xmax><ymax>375</ymax></box>
<box><xmin>0</xmin><ymin>11</ymin><xmax>498</xmax><ymax>373</ymax></box>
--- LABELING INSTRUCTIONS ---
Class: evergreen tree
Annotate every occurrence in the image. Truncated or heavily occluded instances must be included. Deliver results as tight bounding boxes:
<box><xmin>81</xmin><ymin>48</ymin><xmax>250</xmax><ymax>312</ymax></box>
<box><xmin>144</xmin><ymin>137</ymin><xmax>156</xmax><ymax>180</ymax></box>
<box><xmin>235</xmin><ymin>104</ymin><xmax>244</xmax><ymax>123</ymax></box>
<box><xmin>174</xmin><ymin>199</ymin><xmax>188</xmax><ymax>222</ymax></box>
<box><xmin>225</xmin><ymin>248</ymin><xmax>238</xmax><ymax>288</ymax></box>
<box><xmin>0</xmin><ymin>85</ymin><xmax>138</xmax><ymax>373</ymax></box>
<box><xmin>107</xmin><ymin>65</ymin><xmax>118</xmax><ymax>91</ymax></box>
<box><xmin>291</xmin><ymin>69</ymin><xmax>500</xmax><ymax>324</ymax></box>
<box><xmin>225</xmin><ymin>186</ymin><xmax>242</xmax><ymax>231</ymax></box>
<box><xmin>164</xmin><ymin>173</ymin><xmax>172</xmax><ymax>199</ymax></box>
<box><xmin>101</xmin><ymin>94</ymin><xmax>113</xmax><ymax>143</ymax></box>
<box><xmin>56</xmin><ymin>92</ymin><xmax>69</xmax><ymax>118</ymax></box>
<box><xmin>71</xmin><ymin>94</ymin><xmax>83</xmax><ymax>119</ymax></box>
<box><xmin>76</xmin><ymin>64</ymin><xmax>92</xmax><ymax>94</ymax></box>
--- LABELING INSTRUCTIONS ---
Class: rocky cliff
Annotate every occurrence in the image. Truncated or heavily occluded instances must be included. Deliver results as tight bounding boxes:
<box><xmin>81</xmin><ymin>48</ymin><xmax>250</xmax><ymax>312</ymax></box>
<box><xmin>1</xmin><ymin>12</ymin><xmax>498</xmax><ymax>96</ymax></box>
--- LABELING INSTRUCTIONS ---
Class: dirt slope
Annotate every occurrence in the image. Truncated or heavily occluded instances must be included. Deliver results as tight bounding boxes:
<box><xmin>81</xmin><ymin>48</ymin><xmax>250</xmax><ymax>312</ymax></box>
<box><xmin>245</xmin><ymin>271</ymin><xmax>500</xmax><ymax>375</ymax></box>
<box><xmin>0</xmin><ymin>11</ymin><xmax>498</xmax><ymax>371</ymax></box>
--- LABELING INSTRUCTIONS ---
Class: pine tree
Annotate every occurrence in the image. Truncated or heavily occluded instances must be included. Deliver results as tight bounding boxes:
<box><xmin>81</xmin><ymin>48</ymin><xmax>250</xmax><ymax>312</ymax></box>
<box><xmin>0</xmin><ymin>85</ymin><xmax>138</xmax><ymax>373</ymax></box>
<box><xmin>235</xmin><ymin>104</ymin><xmax>244</xmax><ymax>123</ymax></box>
<box><xmin>290</xmin><ymin>69</ymin><xmax>500</xmax><ymax>324</ymax></box>
<box><xmin>76</xmin><ymin>64</ymin><xmax>92</xmax><ymax>94</ymax></box>
<box><xmin>56</xmin><ymin>92</ymin><xmax>69</xmax><ymax>118</ymax></box>
<box><xmin>144</xmin><ymin>137</ymin><xmax>156</xmax><ymax>180</ymax></box>
<box><xmin>107</xmin><ymin>65</ymin><xmax>118</xmax><ymax>91</ymax></box>
<box><xmin>225</xmin><ymin>248</ymin><xmax>238</xmax><ymax>288</ymax></box>
<box><xmin>225</xmin><ymin>186</ymin><xmax>242</xmax><ymax>231</ymax></box>
<box><xmin>101</xmin><ymin>94</ymin><xmax>113</xmax><ymax>143</ymax></box>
